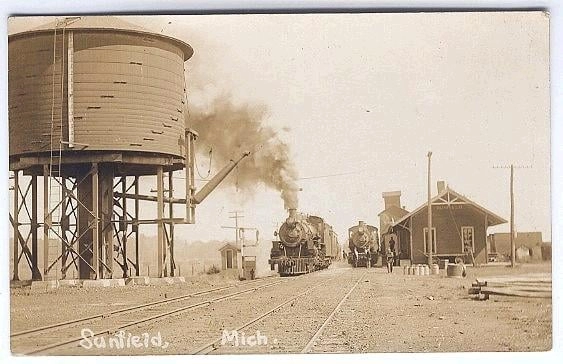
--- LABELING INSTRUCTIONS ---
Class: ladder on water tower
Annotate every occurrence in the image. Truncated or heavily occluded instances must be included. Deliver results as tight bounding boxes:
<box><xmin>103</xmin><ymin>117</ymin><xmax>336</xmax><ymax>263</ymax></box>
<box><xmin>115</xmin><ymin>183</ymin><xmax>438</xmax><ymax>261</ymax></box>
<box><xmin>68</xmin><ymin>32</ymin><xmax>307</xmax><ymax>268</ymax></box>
<box><xmin>45</xmin><ymin>174</ymin><xmax>62</xmax><ymax>280</ymax></box>
<box><xmin>45</xmin><ymin>86</ymin><xmax>64</xmax><ymax>279</ymax></box>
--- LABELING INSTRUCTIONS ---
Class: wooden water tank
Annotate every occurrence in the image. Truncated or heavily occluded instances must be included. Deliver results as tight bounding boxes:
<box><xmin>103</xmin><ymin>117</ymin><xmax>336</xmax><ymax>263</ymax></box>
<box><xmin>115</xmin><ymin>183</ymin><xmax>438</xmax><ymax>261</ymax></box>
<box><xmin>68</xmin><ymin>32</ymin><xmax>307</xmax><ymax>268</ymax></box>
<box><xmin>9</xmin><ymin>17</ymin><xmax>194</xmax><ymax>172</ymax></box>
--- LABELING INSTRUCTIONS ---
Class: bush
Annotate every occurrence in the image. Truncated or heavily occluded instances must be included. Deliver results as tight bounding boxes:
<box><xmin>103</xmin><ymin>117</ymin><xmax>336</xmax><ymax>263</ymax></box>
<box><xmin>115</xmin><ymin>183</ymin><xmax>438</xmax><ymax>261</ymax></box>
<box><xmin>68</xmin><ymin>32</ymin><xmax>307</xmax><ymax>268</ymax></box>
<box><xmin>206</xmin><ymin>265</ymin><xmax>220</xmax><ymax>275</ymax></box>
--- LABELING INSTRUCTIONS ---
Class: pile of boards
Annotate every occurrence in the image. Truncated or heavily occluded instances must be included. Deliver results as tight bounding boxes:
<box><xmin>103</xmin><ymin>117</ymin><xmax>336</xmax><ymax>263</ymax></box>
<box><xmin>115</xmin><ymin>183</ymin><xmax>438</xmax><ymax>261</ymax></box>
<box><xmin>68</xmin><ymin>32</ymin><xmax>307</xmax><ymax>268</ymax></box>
<box><xmin>469</xmin><ymin>272</ymin><xmax>551</xmax><ymax>300</ymax></box>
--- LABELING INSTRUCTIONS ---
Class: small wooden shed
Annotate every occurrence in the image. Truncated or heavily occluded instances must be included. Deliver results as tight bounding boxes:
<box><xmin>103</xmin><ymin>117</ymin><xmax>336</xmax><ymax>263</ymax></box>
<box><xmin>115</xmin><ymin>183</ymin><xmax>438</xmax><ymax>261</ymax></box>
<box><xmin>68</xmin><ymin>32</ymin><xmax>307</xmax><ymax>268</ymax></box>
<box><xmin>218</xmin><ymin>243</ymin><xmax>241</xmax><ymax>270</ymax></box>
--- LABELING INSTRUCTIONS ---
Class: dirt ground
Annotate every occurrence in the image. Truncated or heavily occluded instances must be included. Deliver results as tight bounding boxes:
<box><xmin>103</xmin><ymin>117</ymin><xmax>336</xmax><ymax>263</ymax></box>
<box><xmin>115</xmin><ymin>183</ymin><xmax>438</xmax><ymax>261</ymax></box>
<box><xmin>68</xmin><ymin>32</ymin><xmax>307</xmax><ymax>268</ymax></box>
<box><xmin>10</xmin><ymin>270</ymin><xmax>245</xmax><ymax>332</ymax></box>
<box><xmin>10</xmin><ymin>261</ymin><xmax>552</xmax><ymax>354</ymax></box>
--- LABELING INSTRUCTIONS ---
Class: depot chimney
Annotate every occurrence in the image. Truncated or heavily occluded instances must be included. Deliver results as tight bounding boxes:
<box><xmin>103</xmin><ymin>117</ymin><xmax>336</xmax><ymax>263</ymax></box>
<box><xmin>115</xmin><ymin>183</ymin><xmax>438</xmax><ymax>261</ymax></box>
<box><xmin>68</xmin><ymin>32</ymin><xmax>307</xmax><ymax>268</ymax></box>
<box><xmin>437</xmin><ymin>181</ymin><xmax>447</xmax><ymax>194</ymax></box>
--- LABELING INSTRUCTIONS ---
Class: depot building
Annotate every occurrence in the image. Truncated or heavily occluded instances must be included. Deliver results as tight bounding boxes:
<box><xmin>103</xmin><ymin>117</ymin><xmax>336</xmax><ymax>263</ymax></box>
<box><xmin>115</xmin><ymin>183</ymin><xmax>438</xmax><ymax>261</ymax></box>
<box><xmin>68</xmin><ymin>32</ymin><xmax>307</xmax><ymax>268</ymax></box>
<box><xmin>380</xmin><ymin>181</ymin><xmax>507</xmax><ymax>265</ymax></box>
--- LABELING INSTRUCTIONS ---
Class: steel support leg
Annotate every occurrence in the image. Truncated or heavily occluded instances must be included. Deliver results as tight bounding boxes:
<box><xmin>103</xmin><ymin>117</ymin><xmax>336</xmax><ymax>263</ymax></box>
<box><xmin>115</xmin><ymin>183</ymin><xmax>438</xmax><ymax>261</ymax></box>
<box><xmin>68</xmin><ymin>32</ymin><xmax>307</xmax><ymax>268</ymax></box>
<box><xmin>169</xmin><ymin>171</ymin><xmax>175</xmax><ymax>277</ymax></box>
<box><xmin>134</xmin><ymin>176</ymin><xmax>140</xmax><ymax>276</ymax></box>
<box><xmin>99</xmin><ymin>166</ymin><xmax>114</xmax><ymax>278</ymax></box>
<box><xmin>31</xmin><ymin>175</ymin><xmax>41</xmax><ymax>280</ymax></box>
<box><xmin>92</xmin><ymin>163</ymin><xmax>99</xmax><ymax>279</ymax></box>
<box><xmin>12</xmin><ymin>171</ymin><xmax>19</xmax><ymax>281</ymax></box>
<box><xmin>60</xmin><ymin>177</ymin><xmax>68</xmax><ymax>279</ymax></box>
<box><xmin>78</xmin><ymin>172</ymin><xmax>93</xmax><ymax>279</ymax></box>
<box><xmin>157</xmin><ymin>167</ymin><xmax>164</xmax><ymax>278</ymax></box>
<box><xmin>43</xmin><ymin>165</ymin><xmax>49</xmax><ymax>280</ymax></box>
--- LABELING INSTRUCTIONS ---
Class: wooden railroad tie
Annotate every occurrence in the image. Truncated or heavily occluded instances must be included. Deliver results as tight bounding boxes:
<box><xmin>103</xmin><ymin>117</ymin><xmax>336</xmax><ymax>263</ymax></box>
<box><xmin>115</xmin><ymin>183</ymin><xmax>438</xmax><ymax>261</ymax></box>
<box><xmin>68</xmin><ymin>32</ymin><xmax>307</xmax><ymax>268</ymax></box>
<box><xmin>468</xmin><ymin>275</ymin><xmax>551</xmax><ymax>300</ymax></box>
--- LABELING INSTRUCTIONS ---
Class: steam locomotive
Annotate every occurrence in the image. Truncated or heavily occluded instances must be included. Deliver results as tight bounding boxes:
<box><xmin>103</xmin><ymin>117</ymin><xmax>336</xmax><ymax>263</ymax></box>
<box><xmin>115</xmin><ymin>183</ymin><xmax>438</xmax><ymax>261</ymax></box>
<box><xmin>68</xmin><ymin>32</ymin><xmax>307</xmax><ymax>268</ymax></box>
<box><xmin>347</xmin><ymin>221</ymin><xmax>380</xmax><ymax>268</ymax></box>
<box><xmin>269</xmin><ymin>209</ymin><xmax>339</xmax><ymax>276</ymax></box>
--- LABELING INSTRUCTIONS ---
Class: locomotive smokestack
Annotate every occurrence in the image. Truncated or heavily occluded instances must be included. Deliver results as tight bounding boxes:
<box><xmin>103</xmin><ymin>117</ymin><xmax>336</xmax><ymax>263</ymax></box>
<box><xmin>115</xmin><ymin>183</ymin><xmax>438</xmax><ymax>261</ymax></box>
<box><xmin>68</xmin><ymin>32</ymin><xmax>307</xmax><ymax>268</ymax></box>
<box><xmin>286</xmin><ymin>208</ymin><xmax>299</xmax><ymax>224</ymax></box>
<box><xmin>288</xmin><ymin>208</ymin><xmax>297</xmax><ymax>220</ymax></box>
<box><xmin>191</xmin><ymin>151</ymin><xmax>250</xmax><ymax>204</ymax></box>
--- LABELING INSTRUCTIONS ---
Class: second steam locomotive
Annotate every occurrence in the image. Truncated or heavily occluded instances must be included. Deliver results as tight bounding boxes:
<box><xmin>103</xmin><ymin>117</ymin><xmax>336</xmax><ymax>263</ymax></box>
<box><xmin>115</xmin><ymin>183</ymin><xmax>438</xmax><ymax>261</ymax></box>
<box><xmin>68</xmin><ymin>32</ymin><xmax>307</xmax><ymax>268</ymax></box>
<box><xmin>347</xmin><ymin>221</ymin><xmax>380</xmax><ymax>268</ymax></box>
<box><xmin>269</xmin><ymin>209</ymin><xmax>339</xmax><ymax>276</ymax></box>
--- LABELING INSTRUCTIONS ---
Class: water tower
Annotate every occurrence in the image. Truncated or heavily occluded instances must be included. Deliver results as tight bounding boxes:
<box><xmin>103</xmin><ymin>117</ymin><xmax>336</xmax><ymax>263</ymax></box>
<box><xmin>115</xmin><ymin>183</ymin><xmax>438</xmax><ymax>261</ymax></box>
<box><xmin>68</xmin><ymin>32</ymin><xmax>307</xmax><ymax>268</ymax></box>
<box><xmin>9</xmin><ymin>17</ymin><xmax>248</xmax><ymax>281</ymax></box>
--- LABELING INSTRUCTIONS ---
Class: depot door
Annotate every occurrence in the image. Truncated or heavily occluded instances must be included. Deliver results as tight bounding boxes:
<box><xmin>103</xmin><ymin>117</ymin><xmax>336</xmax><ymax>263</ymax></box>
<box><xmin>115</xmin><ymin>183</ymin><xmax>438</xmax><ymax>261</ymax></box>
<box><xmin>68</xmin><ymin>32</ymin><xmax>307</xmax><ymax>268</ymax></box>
<box><xmin>226</xmin><ymin>250</ymin><xmax>233</xmax><ymax>269</ymax></box>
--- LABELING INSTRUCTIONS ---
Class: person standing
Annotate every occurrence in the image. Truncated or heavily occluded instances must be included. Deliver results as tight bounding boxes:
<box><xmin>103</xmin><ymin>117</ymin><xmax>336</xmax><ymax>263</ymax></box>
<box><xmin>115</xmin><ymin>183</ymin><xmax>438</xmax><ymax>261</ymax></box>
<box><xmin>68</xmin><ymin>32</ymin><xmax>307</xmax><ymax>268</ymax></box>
<box><xmin>386</xmin><ymin>247</ymin><xmax>395</xmax><ymax>273</ymax></box>
<box><xmin>389</xmin><ymin>236</ymin><xmax>398</xmax><ymax>266</ymax></box>
<box><xmin>389</xmin><ymin>236</ymin><xmax>396</xmax><ymax>252</ymax></box>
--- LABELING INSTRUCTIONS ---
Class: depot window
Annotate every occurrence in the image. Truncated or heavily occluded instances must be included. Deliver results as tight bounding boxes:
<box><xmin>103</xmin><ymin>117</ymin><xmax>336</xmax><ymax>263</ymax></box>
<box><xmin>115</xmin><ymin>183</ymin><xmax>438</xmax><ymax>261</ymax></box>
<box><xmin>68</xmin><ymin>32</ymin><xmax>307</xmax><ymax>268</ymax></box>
<box><xmin>461</xmin><ymin>226</ymin><xmax>475</xmax><ymax>251</ymax></box>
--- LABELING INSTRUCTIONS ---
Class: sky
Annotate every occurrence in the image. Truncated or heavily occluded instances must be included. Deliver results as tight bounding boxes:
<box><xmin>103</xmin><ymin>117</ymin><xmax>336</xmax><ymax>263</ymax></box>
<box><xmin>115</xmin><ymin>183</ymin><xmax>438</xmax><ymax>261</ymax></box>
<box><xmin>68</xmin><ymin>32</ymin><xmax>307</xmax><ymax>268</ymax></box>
<box><xmin>7</xmin><ymin>12</ymin><xmax>551</xmax><ymax>245</ymax></box>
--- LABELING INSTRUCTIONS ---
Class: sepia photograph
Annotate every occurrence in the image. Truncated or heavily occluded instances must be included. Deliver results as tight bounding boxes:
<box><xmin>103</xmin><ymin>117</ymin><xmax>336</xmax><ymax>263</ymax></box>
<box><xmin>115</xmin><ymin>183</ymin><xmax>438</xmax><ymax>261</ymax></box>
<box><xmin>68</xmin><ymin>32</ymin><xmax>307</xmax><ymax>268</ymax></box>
<box><xmin>3</xmin><ymin>7</ymin><xmax>555</xmax><ymax>359</ymax></box>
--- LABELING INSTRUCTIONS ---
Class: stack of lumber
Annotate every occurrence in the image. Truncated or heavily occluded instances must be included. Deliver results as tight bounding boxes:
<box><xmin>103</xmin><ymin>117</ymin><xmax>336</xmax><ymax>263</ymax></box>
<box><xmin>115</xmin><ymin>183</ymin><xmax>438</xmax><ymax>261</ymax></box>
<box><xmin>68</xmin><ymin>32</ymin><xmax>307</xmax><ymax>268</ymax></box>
<box><xmin>469</xmin><ymin>272</ymin><xmax>551</xmax><ymax>300</ymax></box>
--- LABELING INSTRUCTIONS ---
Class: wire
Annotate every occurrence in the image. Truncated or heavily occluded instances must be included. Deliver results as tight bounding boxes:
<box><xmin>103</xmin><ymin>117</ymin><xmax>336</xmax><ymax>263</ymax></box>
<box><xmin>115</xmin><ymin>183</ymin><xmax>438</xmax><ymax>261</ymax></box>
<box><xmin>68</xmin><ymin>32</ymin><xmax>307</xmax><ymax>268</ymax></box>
<box><xmin>194</xmin><ymin>146</ymin><xmax>212</xmax><ymax>179</ymax></box>
<box><xmin>297</xmin><ymin>171</ymin><xmax>359</xmax><ymax>180</ymax></box>
<box><xmin>171</xmin><ymin>175</ymin><xmax>209</xmax><ymax>182</ymax></box>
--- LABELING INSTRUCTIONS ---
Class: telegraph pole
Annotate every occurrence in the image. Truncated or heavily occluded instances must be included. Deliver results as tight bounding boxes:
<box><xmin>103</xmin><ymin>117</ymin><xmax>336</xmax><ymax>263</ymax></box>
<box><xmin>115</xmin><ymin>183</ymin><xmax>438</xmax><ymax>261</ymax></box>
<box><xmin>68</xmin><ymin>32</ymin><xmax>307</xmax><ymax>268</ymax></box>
<box><xmin>221</xmin><ymin>210</ymin><xmax>258</xmax><ymax>260</ymax></box>
<box><xmin>228</xmin><ymin>211</ymin><xmax>244</xmax><ymax>249</ymax></box>
<box><xmin>221</xmin><ymin>211</ymin><xmax>258</xmax><ymax>278</ymax></box>
<box><xmin>493</xmin><ymin>164</ymin><xmax>531</xmax><ymax>268</ymax></box>
<box><xmin>510</xmin><ymin>165</ymin><xmax>516</xmax><ymax>267</ymax></box>
<box><xmin>220</xmin><ymin>224</ymin><xmax>259</xmax><ymax>254</ymax></box>
<box><xmin>427</xmin><ymin>151</ymin><xmax>433</xmax><ymax>266</ymax></box>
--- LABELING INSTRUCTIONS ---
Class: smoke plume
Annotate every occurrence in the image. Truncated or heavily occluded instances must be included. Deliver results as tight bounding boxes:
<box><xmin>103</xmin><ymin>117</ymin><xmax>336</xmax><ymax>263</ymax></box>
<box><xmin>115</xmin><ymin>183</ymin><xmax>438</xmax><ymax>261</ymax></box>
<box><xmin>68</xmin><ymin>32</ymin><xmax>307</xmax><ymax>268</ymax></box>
<box><xmin>187</xmin><ymin>97</ymin><xmax>299</xmax><ymax>209</ymax></box>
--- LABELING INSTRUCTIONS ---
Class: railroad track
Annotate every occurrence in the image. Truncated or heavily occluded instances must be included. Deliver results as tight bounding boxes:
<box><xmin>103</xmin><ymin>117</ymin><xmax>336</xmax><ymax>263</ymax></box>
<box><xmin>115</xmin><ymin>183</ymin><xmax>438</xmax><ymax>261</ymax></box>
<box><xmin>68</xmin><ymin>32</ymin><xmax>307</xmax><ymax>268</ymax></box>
<box><xmin>11</xmin><ymin>276</ymin><xmax>283</xmax><ymax>355</ymax></box>
<box><xmin>301</xmin><ymin>271</ymin><xmax>366</xmax><ymax>353</ymax></box>
<box><xmin>193</xmin><ymin>268</ymin><xmax>368</xmax><ymax>354</ymax></box>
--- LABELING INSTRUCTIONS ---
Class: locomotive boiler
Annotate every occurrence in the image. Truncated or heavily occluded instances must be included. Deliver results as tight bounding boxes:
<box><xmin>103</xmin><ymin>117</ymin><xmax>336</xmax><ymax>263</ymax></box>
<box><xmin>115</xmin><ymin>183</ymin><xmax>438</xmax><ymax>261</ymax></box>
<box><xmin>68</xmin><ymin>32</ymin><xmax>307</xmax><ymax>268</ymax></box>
<box><xmin>269</xmin><ymin>209</ymin><xmax>338</xmax><ymax>276</ymax></box>
<box><xmin>348</xmin><ymin>221</ymin><xmax>380</xmax><ymax>268</ymax></box>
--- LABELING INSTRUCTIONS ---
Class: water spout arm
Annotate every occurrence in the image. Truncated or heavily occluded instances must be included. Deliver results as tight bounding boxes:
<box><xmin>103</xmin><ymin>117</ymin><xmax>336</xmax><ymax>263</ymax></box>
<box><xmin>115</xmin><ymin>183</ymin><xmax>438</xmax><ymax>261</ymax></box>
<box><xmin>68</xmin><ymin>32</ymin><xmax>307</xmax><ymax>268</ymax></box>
<box><xmin>191</xmin><ymin>151</ymin><xmax>250</xmax><ymax>204</ymax></box>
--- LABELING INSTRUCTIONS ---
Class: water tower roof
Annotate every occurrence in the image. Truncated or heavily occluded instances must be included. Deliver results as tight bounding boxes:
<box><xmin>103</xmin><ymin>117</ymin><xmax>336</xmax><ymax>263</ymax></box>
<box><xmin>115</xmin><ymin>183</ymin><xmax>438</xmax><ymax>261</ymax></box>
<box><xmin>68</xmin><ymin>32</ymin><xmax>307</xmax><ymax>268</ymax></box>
<box><xmin>9</xmin><ymin>16</ymin><xmax>194</xmax><ymax>60</ymax></box>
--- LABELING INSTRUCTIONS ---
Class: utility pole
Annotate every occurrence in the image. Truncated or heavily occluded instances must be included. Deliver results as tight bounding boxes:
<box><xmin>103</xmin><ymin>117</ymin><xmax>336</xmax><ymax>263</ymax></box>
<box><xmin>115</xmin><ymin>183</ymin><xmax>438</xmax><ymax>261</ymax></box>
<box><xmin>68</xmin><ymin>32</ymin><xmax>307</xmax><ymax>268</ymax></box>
<box><xmin>221</xmin><ymin>210</ymin><xmax>255</xmax><ymax>255</ymax></box>
<box><xmin>427</xmin><ymin>151</ymin><xmax>433</xmax><ymax>266</ymax></box>
<box><xmin>510</xmin><ymin>165</ymin><xmax>515</xmax><ymax>268</ymax></box>
<box><xmin>220</xmin><ymin>224</ymin><xmax>258</xmax><ymax>254</ymax></box>
<box><xmin>493</xmin><ymin>164</ymin><xmax>531</xmax><ymax>268</ymax></box>
<box><xmin>226</xmin><ymin>211</ymin><xmax>244</xmax><ymax>249</ymax></box>
<box><xmin>221</xmin><ymin>211</ymin><xmax>257</xmax><ymax>278</ymax></box>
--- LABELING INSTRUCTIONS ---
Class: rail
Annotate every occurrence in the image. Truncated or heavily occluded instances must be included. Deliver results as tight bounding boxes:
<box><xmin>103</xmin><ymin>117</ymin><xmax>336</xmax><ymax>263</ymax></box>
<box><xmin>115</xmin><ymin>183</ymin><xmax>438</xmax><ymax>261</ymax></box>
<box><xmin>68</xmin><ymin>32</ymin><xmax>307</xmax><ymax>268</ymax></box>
<box><xmin>192</xmin><ymin>270</ymin><xmax>367</xmax><ymax>354</ymax></box>
<box><xmin>301</xmin><ymin>272</ymin><xmax>366</xmax><ymax>353</ymax></box>
<box><xmin>190</xmin><ymin>276</ymin><xmax>337</xmax><ymax>354</ymax></box>
<box><xmin>12</xmin><ymin>276</ymin><xmax>282</xmax><ymax>355</ymax></box>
